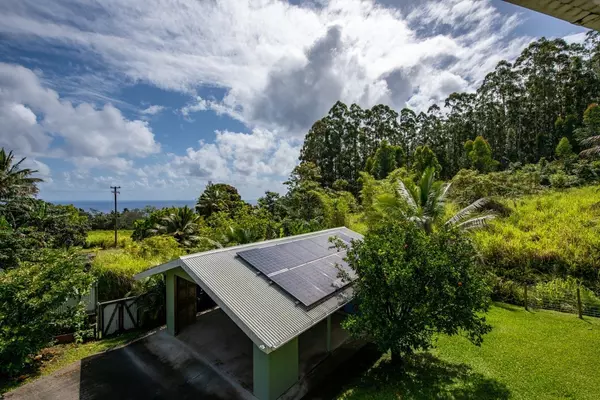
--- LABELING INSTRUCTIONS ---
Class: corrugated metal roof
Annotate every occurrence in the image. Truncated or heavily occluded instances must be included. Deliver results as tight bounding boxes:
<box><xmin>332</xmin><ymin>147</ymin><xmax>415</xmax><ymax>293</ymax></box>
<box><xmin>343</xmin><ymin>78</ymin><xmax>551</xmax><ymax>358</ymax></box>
<box><xmin>135</xmin><ymin>227</ymin><xmax>362</xmax><ymax>353</ymax></box>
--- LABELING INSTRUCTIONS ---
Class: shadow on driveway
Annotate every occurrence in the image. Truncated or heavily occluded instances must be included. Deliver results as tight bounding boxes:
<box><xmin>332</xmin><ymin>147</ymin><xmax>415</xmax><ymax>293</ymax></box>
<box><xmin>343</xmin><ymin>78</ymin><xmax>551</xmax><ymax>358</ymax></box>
<box><xmin>5</xmin><ymin>331</ymin><xmax>252</xmax><ymax>400</ymax></box>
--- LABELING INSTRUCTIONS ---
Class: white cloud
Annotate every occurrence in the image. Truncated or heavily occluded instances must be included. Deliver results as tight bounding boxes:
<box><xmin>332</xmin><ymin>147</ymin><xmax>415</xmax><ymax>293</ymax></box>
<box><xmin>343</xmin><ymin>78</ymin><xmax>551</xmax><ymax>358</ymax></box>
<box><xmin>140</xmin><ymin>105</ymin><xmax>165</xmax><ymax>115</ymax></box>
<box><xmin>0</xmin><ymin>0</ymin><xmax>528</xmax><ymax>136</ymax></box>
<box><xmin>0</xmin><ymin>63</ymin><xmax>160</xmax><ymax>169</ymax></box>
<box><xmin>180</xmin><ymin>97</ymin><xmax>209</xmax><ymax>117</ymax></box>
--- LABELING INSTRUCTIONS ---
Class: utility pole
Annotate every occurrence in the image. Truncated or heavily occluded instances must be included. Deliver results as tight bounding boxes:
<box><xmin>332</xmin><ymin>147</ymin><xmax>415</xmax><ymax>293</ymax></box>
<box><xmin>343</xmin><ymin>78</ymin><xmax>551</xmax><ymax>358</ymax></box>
<box><xmin>110</xmin><ymin>186</ymin><xmax>121</xmax><ymax>247</ymax></box>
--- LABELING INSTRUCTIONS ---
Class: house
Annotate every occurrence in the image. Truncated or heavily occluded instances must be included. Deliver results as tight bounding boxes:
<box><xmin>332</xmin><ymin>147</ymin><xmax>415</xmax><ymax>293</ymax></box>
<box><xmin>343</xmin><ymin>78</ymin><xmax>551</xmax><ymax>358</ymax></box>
<box><xmin>134</xmin><ymin>227</ymin><xmax>363</xmax><ymax>400</ymax></box>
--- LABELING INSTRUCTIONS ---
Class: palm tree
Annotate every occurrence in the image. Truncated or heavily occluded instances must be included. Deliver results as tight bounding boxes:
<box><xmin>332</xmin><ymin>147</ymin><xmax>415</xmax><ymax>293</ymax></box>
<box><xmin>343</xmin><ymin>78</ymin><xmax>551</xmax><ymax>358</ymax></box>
<box><xmin>580</xmin><ymin>135</ymin><xmax>600</xmax><ymax>158</ymax></box>
<box><xmin>391</xmin><ymin>166</ymin><xmax>495</xmax><ymax>234</ymax></box>
<box><xmin>150</xmin><ymin>206</ymin><xmax>221</xmax><ymax>248</ymax></box>
<box><xmin>221</xmin><ymin>225</ymin><xmax>261</xmax><ymax>245</ymax></box>
<box><xmin>0</xmin><ymin>148</ymin><xmax>43</xmax><ymax>201</ymax></box>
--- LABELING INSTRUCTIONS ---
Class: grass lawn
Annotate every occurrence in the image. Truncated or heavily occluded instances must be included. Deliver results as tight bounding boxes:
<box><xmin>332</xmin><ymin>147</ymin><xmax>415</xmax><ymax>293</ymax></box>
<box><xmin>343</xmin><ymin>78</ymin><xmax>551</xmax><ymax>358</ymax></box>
<box><xmin>0</xmin><ymin>330</ymin><xmax>146</xmax><ymax>394</ymax></box>
<box><xmin>333</xmin><ymin>304</ymin><xmax>600</xmax><ymax>400</ymax></box>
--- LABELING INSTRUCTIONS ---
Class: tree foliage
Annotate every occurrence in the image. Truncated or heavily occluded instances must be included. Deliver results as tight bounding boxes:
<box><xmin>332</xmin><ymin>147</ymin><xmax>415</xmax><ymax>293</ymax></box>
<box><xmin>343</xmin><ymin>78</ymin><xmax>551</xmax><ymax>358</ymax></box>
<box><xmin>0</xmin><ymin>250</ymin><xmax>94</xmax><ymax>376</ymax></box>
<box><xmin>0</xmin><ymin>148</ymin><xmax>43</xmax><ymax>201</ymax></box>
<box><xmin>465</xmin><ymin>136</ymin><xmax>498</xmax><ymax>173</ymax></box>
<box><xmin>196</xmin><ymin>182</ymin><xmax>247</xmax><ymax>218</ymax></box>
<box><xmin>555</xmin><ymin>137</ymin><xmax>574</xmax><ymax>160</ymax></box>
<box><xmin>300</xmin><ymin>35</ymin><xmax>600</xmax><ymax>185</ymax></box>
<box><xmin>342</xmin><ymin>222</ymin><xmax>492</xmax><ymax>361</ymax></box>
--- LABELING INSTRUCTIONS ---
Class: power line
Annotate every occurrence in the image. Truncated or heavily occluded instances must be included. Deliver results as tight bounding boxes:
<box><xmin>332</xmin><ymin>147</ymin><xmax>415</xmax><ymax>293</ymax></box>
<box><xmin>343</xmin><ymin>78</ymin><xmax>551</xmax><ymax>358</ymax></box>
<box><xmin>110</xmin><ymin>186</ymin><xmax>121</xmax><ymax>247</ymax></box>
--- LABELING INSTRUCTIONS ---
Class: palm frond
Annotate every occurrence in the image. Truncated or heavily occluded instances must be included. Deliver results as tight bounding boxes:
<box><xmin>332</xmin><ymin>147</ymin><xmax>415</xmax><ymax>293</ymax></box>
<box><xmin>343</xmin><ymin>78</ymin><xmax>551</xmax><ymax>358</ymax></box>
<box><xmin>580</xmin><ymin>135</ymin><xmax>600</xmax><ymax>147</ymax></box>
<box><xmin>445</xmin><ymin>198</ymin><xmax>491</xmax><ymax>227</ymax></box>
<box><xmin>579</xmin><ymin>146</ymin><xmax>600</xmax><ymax>158</ymax></box>
<box><xmin>397</xmin><ymin>180</ymin><xmax>417</xmax><ymax>211</ymax></box>
<box><xmin>455</xmin><ymin>214</ymin><xmax>496</xmax><ymax>230</ymax></box>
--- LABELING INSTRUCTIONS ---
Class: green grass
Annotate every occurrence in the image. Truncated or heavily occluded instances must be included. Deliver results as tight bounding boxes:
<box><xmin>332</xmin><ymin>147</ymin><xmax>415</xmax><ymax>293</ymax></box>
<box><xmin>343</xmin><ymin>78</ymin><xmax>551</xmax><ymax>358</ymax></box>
<box><xmin>335</xmin><ymin>304</ymin><xmax>600</xmax><ymax>400</ymax></box>
<box><xmin>0</xmin><ymin>330</ymin><xmax>145</xmax><ymax>394</ymax></box>
<box><xmin>86</xmin><ymin>230</ymin><xmax>133</xmax><ymax>249</ymax></box>
<box><xmin>472</xmin><ymin>185</ymin><xmax>600</xmax><ymax>268</ymax></box>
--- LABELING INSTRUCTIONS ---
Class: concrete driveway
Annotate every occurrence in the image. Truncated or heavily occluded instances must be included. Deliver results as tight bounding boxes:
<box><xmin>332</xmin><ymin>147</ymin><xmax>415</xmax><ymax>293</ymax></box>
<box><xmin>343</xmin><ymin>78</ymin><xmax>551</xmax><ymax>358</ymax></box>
<box><xmin>4</xmin><ymin>329</ymin><xmax>254</xmax><ymax>400</ymax></box>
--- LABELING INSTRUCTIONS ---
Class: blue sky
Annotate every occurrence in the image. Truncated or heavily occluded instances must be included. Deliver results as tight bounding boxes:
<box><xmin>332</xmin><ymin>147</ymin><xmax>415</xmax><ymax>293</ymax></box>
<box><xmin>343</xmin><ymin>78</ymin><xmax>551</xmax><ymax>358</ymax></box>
<box><xmin>0</xmin><ymin>0</ymin><xmax>588</xmax><ymax>202</ymax></box>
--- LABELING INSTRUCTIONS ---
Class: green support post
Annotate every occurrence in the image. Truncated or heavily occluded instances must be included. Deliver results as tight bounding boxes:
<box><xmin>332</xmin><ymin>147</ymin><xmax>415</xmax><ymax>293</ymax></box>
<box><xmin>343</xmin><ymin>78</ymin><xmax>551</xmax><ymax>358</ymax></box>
<box><xmin>166</xmin><ymin>269</ymin><xmax>175</xmax><ymax>335</ymax></box>
<box><xmin>253</xmin><ymin>338</ymin><xmax>299</xmax><ymax>400</ymax></box>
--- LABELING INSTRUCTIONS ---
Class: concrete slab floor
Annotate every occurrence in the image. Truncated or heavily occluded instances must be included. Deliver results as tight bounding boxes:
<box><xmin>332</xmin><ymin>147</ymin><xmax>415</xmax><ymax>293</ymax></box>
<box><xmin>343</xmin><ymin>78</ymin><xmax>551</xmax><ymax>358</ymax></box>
<box><xmin>177</xmin><ymin>308</ymin><xmax>254</xmax><ymax>392</ymax></box>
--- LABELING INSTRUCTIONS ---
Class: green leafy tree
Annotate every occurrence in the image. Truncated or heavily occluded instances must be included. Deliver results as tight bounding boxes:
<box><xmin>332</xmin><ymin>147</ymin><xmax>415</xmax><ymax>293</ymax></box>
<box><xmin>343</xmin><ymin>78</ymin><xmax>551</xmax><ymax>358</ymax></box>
<box><xmin>578</xmin><ymin>105</ymin><xmax>600</xmax><ymax>157</ymax></box>
<box><xmin>555</xmin><ymin>137</ymin><xmax>574</xmax><ymax>160</ymax></box>
<box><xmin>465</xmin><ymin>136</ymin><xmax>498</xmax><ymax>173</ymax></box>
<box><xmin>575</xmin><ymin>103</ymin><xmax>600</xmax><ymax>142</ymax></box>
<box><xmin>411</xmin><ymin>145</ymin><xmax>441</xmax><ymax>177</ymax></box>
<box><xmin>132</xmin><ymin>207</ymin><xmax>178</xmax><ymax>241</ymax></box>
<box><xmin>196</xmin><ymin>182</ymin><xmax>247</xmax><ymax>218</ymax></box>
<box><xmin>0</xmin><ymin>250</ymin><xmax>94</xmax><ymax>376</ymax></box>
<box><xmin>366</xmin><ymin>140</ymin><xmax>405</xmax><ymax>179</ymax></box>
<box><xmin>257</xmin><ymin>191</ymin><xmax>283</xmax><ymax>219</ymax></box>
<box><xmin>0</xmin><ymin>148</ymin><xmax>43</xmax><ymax>201</ymax></box>
<box><xmin>342</xmin><ymin>222</ymin><xmax>492</xmax><ymax>363</ymax></box>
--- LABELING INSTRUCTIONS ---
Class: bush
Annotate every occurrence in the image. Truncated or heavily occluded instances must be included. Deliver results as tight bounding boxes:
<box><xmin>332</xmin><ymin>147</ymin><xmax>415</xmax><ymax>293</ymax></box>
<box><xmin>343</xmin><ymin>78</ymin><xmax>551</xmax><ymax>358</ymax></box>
<box><xmin>549</xmin><ymin>170</ymin><xmax>578</xmax><ymax>188</ymax></box>
<box><xmin>86</xmin><ymin>230</ymin><xmax>133</xmax><ymax>249</ymax></box>
<box><xmin>92</xmin><ymin>236</ymin><xmax>183</xmax><ymax>300</ymax></box>
<box><xmin>0</xmin><ymin>250</ymin><xmax>94</xmax><ymax>376</ymax></box>
<box><xmin>343</xmin><ymin>222</ymin><xmax>492</xmax><ymax>361</ymax></box>
<box><xmin>450</xmin><ymin>168</ymin><xmax>542</xmax><ymax>205</ymax></box>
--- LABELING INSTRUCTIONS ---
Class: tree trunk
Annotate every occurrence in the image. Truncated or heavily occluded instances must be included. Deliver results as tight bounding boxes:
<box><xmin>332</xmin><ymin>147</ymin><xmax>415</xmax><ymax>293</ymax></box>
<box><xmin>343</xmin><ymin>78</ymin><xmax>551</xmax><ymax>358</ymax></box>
<box><xmin>524</xmin><ymin>284</ymin><xmax>528</xmax><ymax>311</ymax></box>
<box><xmin>576</xmin><ymin>283</ymin><xmax>583</xmax><ymax>319</ymax></box>
<box><xmin>390</xmin><ymin>349</ymin><xmax>404</xmax><ymax>368</ymax></box>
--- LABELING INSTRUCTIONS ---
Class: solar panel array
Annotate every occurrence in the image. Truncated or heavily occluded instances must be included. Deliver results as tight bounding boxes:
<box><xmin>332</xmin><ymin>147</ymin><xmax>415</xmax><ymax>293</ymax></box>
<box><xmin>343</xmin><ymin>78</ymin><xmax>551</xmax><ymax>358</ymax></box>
<box><xmin>237</xmin><ymin>232</ymin><xmax>356</xmax><ymax>307</ymax></box>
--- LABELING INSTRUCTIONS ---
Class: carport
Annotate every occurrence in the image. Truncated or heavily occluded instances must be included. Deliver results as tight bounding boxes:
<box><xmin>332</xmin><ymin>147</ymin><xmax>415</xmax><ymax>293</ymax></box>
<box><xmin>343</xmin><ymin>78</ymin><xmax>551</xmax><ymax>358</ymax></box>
<box><xmin>134</xmin><ymin>227</ymin><xmax>361</xmax><ymax>400</ymax></box>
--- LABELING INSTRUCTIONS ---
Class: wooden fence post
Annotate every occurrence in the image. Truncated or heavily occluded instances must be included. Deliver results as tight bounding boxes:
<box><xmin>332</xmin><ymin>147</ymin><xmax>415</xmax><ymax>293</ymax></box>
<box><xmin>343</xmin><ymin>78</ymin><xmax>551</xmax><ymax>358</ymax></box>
<box><xmin>576</xmin><ymin>283</ymin><xmax>583</xmax><ymax>319</ymax></box>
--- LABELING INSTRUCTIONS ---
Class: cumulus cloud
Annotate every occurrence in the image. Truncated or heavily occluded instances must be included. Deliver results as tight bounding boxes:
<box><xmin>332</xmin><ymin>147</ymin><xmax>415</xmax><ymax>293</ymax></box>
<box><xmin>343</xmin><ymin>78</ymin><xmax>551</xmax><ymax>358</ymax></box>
<box><xmin>168</xmin><ymin>129</ymin><xmax>300</xmax><ymax>181</ymax></box>
<box><xmin>0</xmin><ymin>63</ymin><xmax>160</xmax><ymax>172</ymax></box>
<box><xmin>0</xmin><ymin>0</ymin><xmax>529</xmax><ymax>136</ymax></box>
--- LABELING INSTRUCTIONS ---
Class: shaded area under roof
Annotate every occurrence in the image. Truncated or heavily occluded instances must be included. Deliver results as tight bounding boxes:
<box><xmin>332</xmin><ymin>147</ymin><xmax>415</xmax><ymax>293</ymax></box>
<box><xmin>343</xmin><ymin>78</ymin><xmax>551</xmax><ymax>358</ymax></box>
<box><xmin>134</xmin><ymin>227</ymin><xmax>363</xmax><ymax>353</ymax></box>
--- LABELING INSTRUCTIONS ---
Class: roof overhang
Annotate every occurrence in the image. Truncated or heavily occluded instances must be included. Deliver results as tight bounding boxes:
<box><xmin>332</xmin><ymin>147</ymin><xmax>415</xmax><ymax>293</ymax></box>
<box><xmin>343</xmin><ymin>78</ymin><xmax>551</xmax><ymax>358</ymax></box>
<box><xmin>505</xmin><ymin>0</ymin><xmax>600</xmax><ymax>31</ymax></box>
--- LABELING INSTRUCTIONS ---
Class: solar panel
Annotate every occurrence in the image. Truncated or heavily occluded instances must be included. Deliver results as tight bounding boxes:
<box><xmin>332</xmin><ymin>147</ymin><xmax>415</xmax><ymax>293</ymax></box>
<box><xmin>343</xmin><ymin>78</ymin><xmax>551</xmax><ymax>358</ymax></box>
<box><xmin>237</xmin><ymin>231</ymin><xmax>357</xmax><ymax>307</ymax></box>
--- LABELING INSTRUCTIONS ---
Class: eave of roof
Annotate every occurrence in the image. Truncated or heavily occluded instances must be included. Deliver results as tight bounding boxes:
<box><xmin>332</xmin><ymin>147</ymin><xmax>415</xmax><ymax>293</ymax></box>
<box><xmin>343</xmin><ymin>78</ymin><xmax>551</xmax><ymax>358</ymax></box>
<box><xmin>505</xmin><ymin>0</ymin><xmax>600</xmax><ymax>31</ymax></box>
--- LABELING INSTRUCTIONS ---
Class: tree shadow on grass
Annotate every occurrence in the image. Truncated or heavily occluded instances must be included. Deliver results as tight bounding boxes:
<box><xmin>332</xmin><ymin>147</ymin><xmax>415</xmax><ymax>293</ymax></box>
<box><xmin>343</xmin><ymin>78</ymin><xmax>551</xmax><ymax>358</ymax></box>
<box><xmin>304</xmin><ymin>345</ymin><xmax>510</xmax><ymax>400</ymax></box>
<box><xmin>492</xmin><ymin>302</ymin><xmax>522</xmax><ymax>312</ymax></box>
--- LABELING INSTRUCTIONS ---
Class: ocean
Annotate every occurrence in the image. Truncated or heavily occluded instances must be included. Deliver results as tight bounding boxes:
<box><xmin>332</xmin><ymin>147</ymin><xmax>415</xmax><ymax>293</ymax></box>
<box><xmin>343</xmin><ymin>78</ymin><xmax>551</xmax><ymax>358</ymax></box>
<box><xmin>54</xmin><ymin>200</ymin><xmax>197</xmax><ymax>213</ymax></box>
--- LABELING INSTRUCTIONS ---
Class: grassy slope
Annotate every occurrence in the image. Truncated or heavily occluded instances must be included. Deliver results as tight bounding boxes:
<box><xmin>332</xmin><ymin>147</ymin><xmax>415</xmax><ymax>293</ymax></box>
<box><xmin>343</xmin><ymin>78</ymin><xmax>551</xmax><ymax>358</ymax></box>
<box><xmin>86</xmin><ymin>229</ymin><xmax>133</xmax><ymax>249</ymax></box>
<box><xmin>337</xmin><ymin>304</ymin><xmax>600</xmax><ymax>400</ymax></box>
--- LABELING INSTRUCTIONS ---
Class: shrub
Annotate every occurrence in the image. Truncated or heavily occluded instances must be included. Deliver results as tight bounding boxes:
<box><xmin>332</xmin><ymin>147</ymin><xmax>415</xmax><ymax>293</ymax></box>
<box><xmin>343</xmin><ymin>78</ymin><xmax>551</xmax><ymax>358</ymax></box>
<box><xmin>92</xmin><ymin>236</ymin><xmax>183</xmax><ymax>300</ymax></box>
<box><xmin>86</xmin><ymin>230</ymin><xmax>133</xmax><ymax>249</ymax></box>
<box><xmin>0</xmin><ymin>250</ymin><xmax>94</xmax><ymax>376</ymax></box>
<box><xmin>343</xmin><ymin>222</ymin><xmax>492</xmax><ymax>361</ymax></box>
<box><xmin>450</xmin><ymin>168</ymin><xmax>542</xmax><ymax>205</ymax></box>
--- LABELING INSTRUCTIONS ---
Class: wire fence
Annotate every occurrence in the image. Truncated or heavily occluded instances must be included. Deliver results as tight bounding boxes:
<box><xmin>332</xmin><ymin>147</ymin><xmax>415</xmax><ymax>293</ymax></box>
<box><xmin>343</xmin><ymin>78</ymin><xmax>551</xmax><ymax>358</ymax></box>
<box><xmin>524</xmin><ymin>285</ymin><xmax>600</xmax><ymax>319</ymax></box>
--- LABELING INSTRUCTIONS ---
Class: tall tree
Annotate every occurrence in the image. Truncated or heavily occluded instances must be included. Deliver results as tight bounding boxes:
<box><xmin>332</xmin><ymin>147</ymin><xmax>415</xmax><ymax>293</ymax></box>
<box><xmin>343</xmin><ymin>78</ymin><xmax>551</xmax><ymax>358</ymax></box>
<box><xmin>196</xmin><ymin>182</ymin><xmax>246</xmax><ymax>218</ymax></box>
